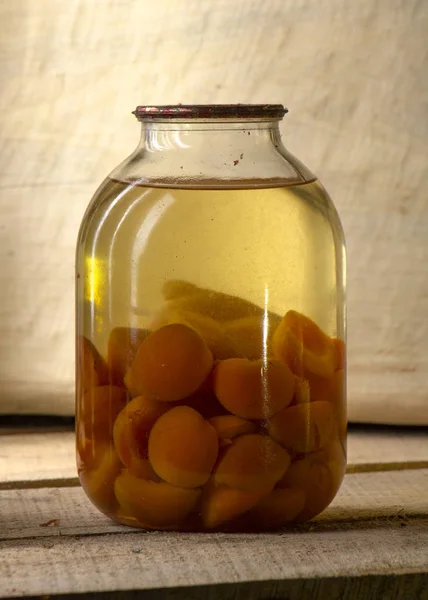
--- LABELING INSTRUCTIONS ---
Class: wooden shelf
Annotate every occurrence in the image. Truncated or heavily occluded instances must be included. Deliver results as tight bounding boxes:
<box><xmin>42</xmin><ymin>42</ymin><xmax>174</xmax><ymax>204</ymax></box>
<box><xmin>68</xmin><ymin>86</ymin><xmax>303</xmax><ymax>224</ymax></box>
<box><xmin>1</xmin><ymin>427</ymin><xmax>427</xmax><ymax>599</ymax></box>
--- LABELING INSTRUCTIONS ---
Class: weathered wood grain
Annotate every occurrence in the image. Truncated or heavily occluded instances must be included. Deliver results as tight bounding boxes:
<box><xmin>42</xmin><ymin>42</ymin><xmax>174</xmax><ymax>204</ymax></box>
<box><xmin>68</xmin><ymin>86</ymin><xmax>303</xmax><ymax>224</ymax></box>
<box><xmin>0</xmin><ymin>432</ymin><xmax>76</xmax><ymax>485</ymax></box>
<box><xmin>0</xmin><ymin>514</ymin><xmax>427</xmax><ymax>598</ymax></box>
<box><xmin>346</xmin><ymin>427</ymin><xmax>428</xmax><ymax>471</ymax></box>
<box><xmin>0</xmin><ymin>0</ymin><xmax>428</xmax><ymax>424</ymax></box>
<box><xmin>1</xmin><ymin>469</ymin><xmax>427</xmax><ymax>541</ymax></box>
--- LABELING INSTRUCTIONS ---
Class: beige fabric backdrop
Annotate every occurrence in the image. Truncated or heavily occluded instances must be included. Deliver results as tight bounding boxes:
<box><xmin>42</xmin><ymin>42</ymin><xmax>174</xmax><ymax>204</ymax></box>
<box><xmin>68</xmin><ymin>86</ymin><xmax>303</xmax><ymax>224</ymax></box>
<box><xmin>0</xmin><ymin>0</ymin><xmax>427</xmax><ymax>423</ymax></box>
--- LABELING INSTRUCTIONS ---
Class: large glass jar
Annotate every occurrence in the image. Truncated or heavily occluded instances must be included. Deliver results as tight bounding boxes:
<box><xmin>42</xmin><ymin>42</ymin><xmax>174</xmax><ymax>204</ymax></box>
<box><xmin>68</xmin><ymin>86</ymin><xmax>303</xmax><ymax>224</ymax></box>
<box><xmin>76</xmin><ymin>104</ymin><xmax>346</xmax><ymax>532</ymax></box>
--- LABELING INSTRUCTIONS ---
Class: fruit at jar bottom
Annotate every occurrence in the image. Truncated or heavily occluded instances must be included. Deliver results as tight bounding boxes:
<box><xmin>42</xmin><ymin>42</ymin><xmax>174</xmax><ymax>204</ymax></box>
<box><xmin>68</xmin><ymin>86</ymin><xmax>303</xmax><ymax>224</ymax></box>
<box><xmin>150</xmin><ymin>308</ymin><xmax>238</xmax><ymax>360</ymax></box>
<box><xmin>79</xmin><ymin>443</ymin><xmax>122</xmax><ymax>515</ymax></box>
<box><xmin>213</xmin><ymin>358</ymin><xmax>295</xmax><ymax>419</ymax></box>
<box><xmin>292</xmin><ymin>376</ymin><xmax>311</xmax><ymax>405</ymax></box>
<box><xmin>124</xmin><ymin>323</ymin><xmax>213</xmax><ymax>402</ymax></box>
<box><xmin>113</xmin><ymin>396</ymin><xmax>170</xmax><ymax>477</ymax></box>
<box><xmin>208</xmin><ymin>415</ymin><xmax>256</xmax><ymax>446</ymax></box>
<box><xmin>213</xmin><ymin>433</ymin><xmax>290</xmax><ymax>492</ymax></box>
<box><xmin>268</xmin><ymin>401</ymin><xmax>335</xmax><ymax>454</ymax></box>
<box><xmin>200</xmin><ymin>480</ymin><xmax>268</xmax><ymax>529</ymax></box>
<box><xmin>278</xmin><ymin>439</ymin><xmax>346</xmax><ymax>520</ymax></box>
<box><xmin>115</xmin><ymin>469</ymin><xmax>201</xmax><ymax>528</ymax></box>
<box><xmin>79</xmin><ymin>385</ymin><xmax>128</xmax><ymax>441</ymax></box>
<box><xmin>148</xmin><ymin>406</ymin><xmax>219</xmax><ymax>488</ymax></box>
<box><xmin>177</xmin><ymin>377</ymin><xmax>227</xmax><ymax>420</ymax></box>
<box><xmin>107</xmin><ymin>327</ymin><xmax>151</xmax><ymax>386</ymax></box>
<box><xmin>78</xmin><ymin>302</ymin><xmax>346</xmax><ymax>529</ymax></box>
<box><xmin>77</xmin><ymin>336</ymin><xmax>109</xmax><ymax>393</ymax></box>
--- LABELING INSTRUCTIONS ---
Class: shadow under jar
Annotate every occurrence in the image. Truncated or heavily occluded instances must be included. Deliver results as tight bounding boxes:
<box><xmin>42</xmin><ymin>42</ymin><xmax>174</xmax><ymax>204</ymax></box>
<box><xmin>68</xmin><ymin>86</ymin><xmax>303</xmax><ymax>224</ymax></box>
<box><xmin>76</xmin><ymin>104</ymin><xmax>346</xmax><ymax>532</ymax></box>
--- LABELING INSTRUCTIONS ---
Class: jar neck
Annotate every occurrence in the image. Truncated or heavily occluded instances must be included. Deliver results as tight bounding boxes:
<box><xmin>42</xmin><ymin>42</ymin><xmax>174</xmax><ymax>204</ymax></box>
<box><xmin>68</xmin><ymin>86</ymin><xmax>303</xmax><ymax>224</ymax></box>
<box><xmin>112</xmin><ymin>119</ymin><xmax>314</xmax><ymax>188</ymax></box>
<box><xmin>138</xmin><ymin>120</ymin><xmax>283</xmax><ymax>154</ymax></box>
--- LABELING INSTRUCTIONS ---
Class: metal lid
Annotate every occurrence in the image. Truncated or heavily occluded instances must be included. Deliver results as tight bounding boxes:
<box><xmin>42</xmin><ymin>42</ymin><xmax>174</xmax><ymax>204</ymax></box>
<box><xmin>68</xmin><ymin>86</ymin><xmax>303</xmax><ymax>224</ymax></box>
<box><xmin>133</xmin><ymin>104</ymin><xmax>288</xmax><ymax>121</ymax></box>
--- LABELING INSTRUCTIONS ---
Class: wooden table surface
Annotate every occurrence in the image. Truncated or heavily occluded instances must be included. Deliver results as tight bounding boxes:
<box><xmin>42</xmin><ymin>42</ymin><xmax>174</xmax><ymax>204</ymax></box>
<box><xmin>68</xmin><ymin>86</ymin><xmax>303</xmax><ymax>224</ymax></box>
<box><xmin>1</xmin><ymin>424</ymin><xmax>427</xmax><ymax>599</ymax></box>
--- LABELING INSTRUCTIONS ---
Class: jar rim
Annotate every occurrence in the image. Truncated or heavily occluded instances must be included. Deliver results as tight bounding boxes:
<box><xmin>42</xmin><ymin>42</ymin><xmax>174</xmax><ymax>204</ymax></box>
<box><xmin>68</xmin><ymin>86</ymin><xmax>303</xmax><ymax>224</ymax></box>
<box><xmin>133</xmin><ymin>104</ymin><xmax>288</xmax><ymax>121</ymax></box>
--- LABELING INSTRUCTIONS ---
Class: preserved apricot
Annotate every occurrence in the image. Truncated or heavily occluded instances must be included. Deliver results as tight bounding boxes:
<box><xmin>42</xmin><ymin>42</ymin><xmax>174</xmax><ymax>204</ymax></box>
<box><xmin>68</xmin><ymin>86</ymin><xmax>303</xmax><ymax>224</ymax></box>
<box><xmin>316</xmin><ymin>439</ymin><xmax>347</xmax><ymax>491</ymax></box>
<box><xmin>306</xmin><ymin>372</ymin><xmax>333</xmax><ymax>403</ymax></box>
<box><xmin>213</xmin><ymin>358</ymin><xmax>295</xmax><ymax>420</ymax></box>
<box><xmin>179</xmin><ymin>379</ymin><xmax>227</xmax><ymax>420</ymax></box>
<box><xmin>80</xmin><ymin>385</ymin><xmax>128</xmax><ymax>440</ymax></box>
<box><xmin>272</xmin><ymin>311</ymin><xmax>337</xmax><ymax>378</ymax></box>
<box><xmin>333</xmin><ymin>337</ymin><xmax>346</xmax><ymax>370</ymax></box>
<box><xmin>201</xmin><ymin>481</ymin><xmax>267</xmax><ymax>529</ymax></box>
<box><xmin>148</xmin><ymin>406</ymin><xmax>219</xmax><ymax>488</ymax></box>
<box><xmin>278</xmin><ymin>440</ymin><xmax>345</xmax><ymax>520</ymax></box>
<box><xmin>152</xmin><ymin>308</ymin><xmax>237</xmax><ymax>360</ymax></box>
<box><xmin>79</xmin><ymin>444</ymin><xmax>122</xmax><ymax>514</ymax></box>
<box><xmin>214</xmin><ymin>434</ymin><xmax>290</xmax><ymax>492</ymax></box>
<box><xmin>292</xmin><ymin>376</ymin><xmax>311</xmax><ymax>405</ymax></box>
<box><xmin>113</xmin><ymin>396</ymin><xmax>169</xmax><ymax>476</ymax></box>
<box><xmin>224</xmin><ymin>315</ymin><xmax>280</xmax><ymax>360</ymax></box>
<box><xmin>77</xmin><ymin>336</ymin><xmax>109</xmax><ymax>392</ymax></box>
<box><xmin>246</xmin><ymin>487</ymin><xmax>305</xmax><ymax>529</ymax></box>
<box><xmin>269</xmin><ymin>400</ymin><xmax>334</xmax><ymax>454</ymax></box>
<box><xmin>115</xmin><ymin>470</ymin><xmax>201</xmax><ymax>527</ymax></box>
<box><xmin>107</xmin><ymin>327</ymin><xmax>150</xmax><ymax>386</ymax></box>
<box><xmin>208</xmin><ymin>415</ymin><xmax>256</xmax><ymax>445</ymax></box>
<box><xmin>306</xmin><ymin>370</ymin><xmax>346</xmax><ymax>436</ymax></box>
<box><xmin>124</xmin><ymin>323</ymin><xmax>213</xmax><ymax>402</ymax></box>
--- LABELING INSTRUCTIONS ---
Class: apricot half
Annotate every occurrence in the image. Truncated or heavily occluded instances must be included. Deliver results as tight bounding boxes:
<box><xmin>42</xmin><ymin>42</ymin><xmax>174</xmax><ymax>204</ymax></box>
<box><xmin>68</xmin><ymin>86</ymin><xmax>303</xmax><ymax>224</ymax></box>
<box><xmin>79</xmin><ymin>385</ymin><xmax>128</xmax><ymax>441</ymax></box>
<box><xmin>77</xmin><ymin>336</ymin><xmax>109</xmax><ymax>392</ymax></box>
<box><xmin>79</xmin><ymin>444</ymin><xmax>122</xmax><ymax>515</ymax></box>
<box><xmin>201</xmin><ymin>481</ymin><xmax>267</xmax><ymax>529</ymax></box>
<box><xmin>213</xmin><ymin>358</ymin><xmax>295</xmax><ymax>420</ymax></box>
<box><xmin>272</xmin><ymin>311</ymin><xmax>337</xmax><ymax>378</ymax></box>
<box><xmin>113</xmin><ymin>396</ymin><xmax>169</xmax><ymax>476</ymax></box>
<box><xmin>224</xmin><ymin>315</ymin><xmax>281</xmax><ymax>360</ymax></box>
<box><xmin>269</xmin><ymin>401</ymin><xmax>334</xmax><ymax>454</ymax></box>
<box><xmin>278</xmin><ymin>443</ymin><xmax>344</xmax><ymax>520</ymax></box>
<box><xmin>214</xmin><ymin>434</ymin><xmax>290</xmax><ymax>492</ymax></box>
<box><xmin>151</xmin><ymin>308</ymin><xmax>237</xmax><ymax>360</ymax></box>
<box><xmin>115</xmin><ymin>469</ymin><xmax>201</xmax><ymax>527</ymax></box>
<box><xmin>208</xmin><ymin>415</ymin><xmax>256</xmax><ymax>445</ymax></box>
<box><xmin>333</xmin><ymin>337</ymin><xmax>346</xmax><ymax>370</ymax></box>
<box><xmin>179</xmin><ymin>376</ymin><xmax>227</xmax><ymax>420</ymax></box>
<box><xmin>307</xmin><ymin>370</ymin><xmax>346</xmax><ymax>438</ymax></box>
<box><xmin>148</xmin><ymin>406</ymin><xmax>219</xmax><ymax>488</ymax></box>
<box><xmin>292</xmin><ymin>376</ymin><xmax>311</xmax><ymax>405</ymax></box>
<box><xmin>124</xmin><ymin>323</ymin><xmax>213</xmax><ymax>402</ymax></box>
<box><xmin>107</xmin><ymin>327</ymin><xmax>150</xmax><ymax>386</ymax></box>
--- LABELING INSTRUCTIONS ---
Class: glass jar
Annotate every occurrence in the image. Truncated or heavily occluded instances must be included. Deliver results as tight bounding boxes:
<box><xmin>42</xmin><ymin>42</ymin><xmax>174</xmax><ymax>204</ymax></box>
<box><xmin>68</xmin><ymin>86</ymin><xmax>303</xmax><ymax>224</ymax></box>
<box><xmin>76</xmin><ymin>104</ymin><xmax>346</xmax><ymax>532</ymax></box>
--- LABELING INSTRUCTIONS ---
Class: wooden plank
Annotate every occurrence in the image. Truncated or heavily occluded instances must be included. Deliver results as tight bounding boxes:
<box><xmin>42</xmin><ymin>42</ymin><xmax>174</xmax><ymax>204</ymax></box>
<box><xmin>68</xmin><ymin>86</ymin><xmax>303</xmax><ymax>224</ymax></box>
<box><xmin>2</xmin><ymin>428</ymin><xmax>428</xmax><ymax>487</ymax></box>
<box><xmin>346</xmin><ymin>427</ymin><xmax>428</xmax><ymax>472</ymax></box>
<box><xmin>1</xmin><ymin>468</ymin><xmax>427</xmax><ymax>598</ymax></box>
<box><xmin>1</xmin><ymin>469</ymin><xmax>427</xmax><ymax>541</ymax></box>
<box><xmin>0</xmin><ymin>432</ymin><xmax>76</xmax><ymax>485</ymax></box>
<box><xmin>0</xmin><ymin>508</ymin><xmax>427</xmax><ymax>598</ymax></box>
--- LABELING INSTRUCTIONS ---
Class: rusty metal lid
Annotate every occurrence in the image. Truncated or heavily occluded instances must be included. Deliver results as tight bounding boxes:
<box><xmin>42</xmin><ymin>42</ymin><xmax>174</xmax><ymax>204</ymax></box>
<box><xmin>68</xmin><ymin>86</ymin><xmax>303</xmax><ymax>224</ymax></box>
<box><xmin>133</xmin><ymin>104</ymin><xmax>288</xmax><ymax>121</ymax></box>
